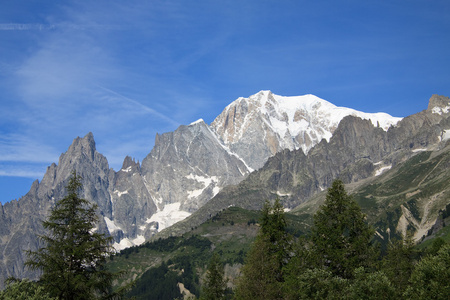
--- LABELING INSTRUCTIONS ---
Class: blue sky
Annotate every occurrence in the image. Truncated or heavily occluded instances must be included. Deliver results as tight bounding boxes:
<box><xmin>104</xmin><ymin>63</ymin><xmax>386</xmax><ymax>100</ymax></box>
<box><xmin>1</xmin><ymin>0</ymin><xmax>449</xmax><ymax>204</ymax></box>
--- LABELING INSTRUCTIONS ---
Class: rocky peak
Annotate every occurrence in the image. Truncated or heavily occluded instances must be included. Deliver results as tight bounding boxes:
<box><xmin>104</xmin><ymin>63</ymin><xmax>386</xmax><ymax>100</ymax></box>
<box><xmin>120</xmin><ymin>156</ymin><xmax>140</xmax><ymax>173</ymax></box>
<box><xmin>38</xmin><ymin>133</ymin><xmax>109</xmax><ymax>195</ymax></box>
<box><xmin>211</xmin><ymin>91</ymin><xmax>401</xmax><ymax>170</ymax></box>
<box><xmin>140</xmin><ymin>117</ymin><xmax>251</xmax><ymax>216</ymax></box>
<box><xmin>428</xmin><ymin>94</ymin><xmax>450</xmax><ymax>114</ymax></box>
<box><xmin>66</xmin><ymin>132</ymin><xmax>96</xmax><ymax>161</ymax></box>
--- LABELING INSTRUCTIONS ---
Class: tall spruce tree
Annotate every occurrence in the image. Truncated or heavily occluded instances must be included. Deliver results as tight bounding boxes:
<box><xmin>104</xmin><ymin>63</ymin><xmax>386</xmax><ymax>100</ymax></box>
<box><xmin>26</xmin><ymin>171</ymin><xmax>120</xmax><ymax>300</ymax></box>
<box><xmin>311</xmin><ymin>179</ymin><xmax>376</xmax><ymax>279</ymax></box>
<box><xmin>404</xmin><ymin>243</ymin><xmax>450</xmax><ymax>299</ymax></box>
<box><xmin>202</xmin><ymin>252</ymin><xmax>227</xmax><ymax>300</ymax></box>
<box><xmin>235</xmin><ymin>198</ymin><xmax>291</xmax><ymax>300</ymax></box>
<box><xmin>0</xmin><ymin>278</ymin><xmax>56</xmax><ymax>300</ymax></box>
<box><xmin>381</xmin><ymin>233</ymin><xmax>416</xmax><ymax>297</ymax></box>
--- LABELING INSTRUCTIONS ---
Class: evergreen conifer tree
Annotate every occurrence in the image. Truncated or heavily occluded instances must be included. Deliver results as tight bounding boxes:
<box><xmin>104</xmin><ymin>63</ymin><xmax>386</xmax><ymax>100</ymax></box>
<box><xmin>311</xmin><ymin>179</ymin><xmax>376</xmax><ymax>279</ymax></box>
<box><xmin>404</xmin><ymin>243</ymin><xmax>450</xmax><ymax>299</ymax></box>
<box><xmin>26</xmin><ymin>171</ymin><xmax>121</xmax><ymax>300</ymax></box>
<box><xmin>235</xmin><ymin>198</ymin><xmax>291</xmax><ymax>299</ymax></box>
<box><xmin>202</xmin><ymin>252</ymin><xmax>227</xmax><ymax>300</ymax></box>
<box><xmin>382</xmin><ymin>233</ymin><xmax>416</xmax><ymax>297</ymax></box>
<box><xmin>0</xmin><ymin>278</ymin><xmax>55</xmax><ymax>300</ymax></box>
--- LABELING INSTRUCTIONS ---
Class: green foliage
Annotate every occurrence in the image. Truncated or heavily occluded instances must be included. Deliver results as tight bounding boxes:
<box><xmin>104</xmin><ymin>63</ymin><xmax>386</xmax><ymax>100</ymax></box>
<box><xmin>311</xmin><ymin>179</ymin><xmax>377</xmax><ymax>279</ymax></box>
<box><xmin>260</xmin><ymin>198</ymin><xmax>291</xmax><ymax>276</ymax></box>
<box><xmin>347</xmin><ymin>268</ymin><xmax>396</xmax><ymax>300</ymax></box>
<box><xmin>126</xmin><ymin>261</ymin><xmax>183</xmax><ymax>300</ymax></box>
<box><xmin>126</xmin><ymin>253</ymin><xmax>203</xmax><ymax>299</ymax></box>
<box><xmin>283</xmin><ymin>237</ymin><xmax>316</xmax><ymax>299</ymax></box>
<box><xmin>381</xmin><ymin>234</ymin><xmax>416</xmax><ymax>296</ymax></box>
<box><xmin>235</xmin><ymin>234</ymin><xmax>282</xmax><ymax>300</ymax></box>
<box><xmin>404</xmin><ymin>243</ymin><xmax>450</xmax><ymax>299</ymax></box>
<box><xmin>0</xmin><ymin>278</ymin><xmax>55</xmax><ymax>300</ymax></box>
<box><xmin>427</xmin><ymin>237</ymin><xmax>446</xmax><ymax>256</ymax></box>
<box><xmin>202</xmin><ymin>252</ymin><xmax>227</xmax><ymax>300</ymax></box>
<box><xmin>382</xmin><ymin>151</ymin><xmax>432</xmax><ymax>194</ymax></box>
<box><xmin>26</xmin><ymin>171</ymin><xmax>124</xmax><ymax>300</ymax></box>
<box><xmin>124</xmin><ymin>235</ymin><xmax>212</xmax><ymax>299</ymax></box>
<box><xmin>235</xmin><ymin>198</ymin><xmax>292</xmax><ymax>300</ymax></box>
<box><xmin>292</xmin><ymin>268</ymin><xmax>348</xmax><ymax>300</ymax></box>
<box><xmin>133</xmin><ymin>234</ymin><xmax>211</xmax><ymax>254</ymax></box>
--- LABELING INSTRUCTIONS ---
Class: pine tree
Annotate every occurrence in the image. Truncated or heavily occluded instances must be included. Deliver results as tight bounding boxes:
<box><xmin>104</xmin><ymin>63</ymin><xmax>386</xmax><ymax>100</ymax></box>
<box><xmin>202</xmin><ymin>252</ymin><xmax>227</xmax><ymax>300</ymax></box>
<box><xmin>0</xmin><ymin>278</ymin><xmax>55</xmax><ymax>300</ymax></box>
<box><xmin>26</xmin><ymin>171</ymin><xmax>121</xmax><ymax>300</ymax></box>
<box><xmin>235</xmin><ymin>198</ymin><xmax>291</xmax><ymax>300</ymax></box>
<box><xmin>311</xmin><ymin>179</ymin><xmax>376</xmax><ymax>279</ymax></box>
<box><xmin>381</xmin><ymin>233</ymin><xmax>416</xmax><ymax>297</ymax></box>
<box><xmin>404</xmin><ymin>243</ymin><xmax>450</xmax><ymax>299</ymax></box>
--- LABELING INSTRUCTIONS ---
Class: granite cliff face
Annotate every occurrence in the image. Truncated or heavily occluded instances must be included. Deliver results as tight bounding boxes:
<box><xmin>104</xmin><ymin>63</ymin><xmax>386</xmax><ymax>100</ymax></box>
<box><xmin>140</xmin><ymin>120</ymin><xmax>250</xmax><ymax>214</ymax></box>
<box><xmin>109</xmin><ymin>156</ymin><xmax>158</xmax><ymax>245</ymax></box>
<box><xmin>1</xmin><ymin>92</ymin><xmax>436</xmax><ymax>287</ymax></box>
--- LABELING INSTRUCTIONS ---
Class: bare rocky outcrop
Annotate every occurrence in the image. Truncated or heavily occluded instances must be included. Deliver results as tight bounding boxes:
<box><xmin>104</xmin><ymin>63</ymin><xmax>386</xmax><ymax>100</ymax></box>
<box><xmin>140</xmin><ymin>120</ymin><xmax>250</xmax><ymax>213</ymax></box>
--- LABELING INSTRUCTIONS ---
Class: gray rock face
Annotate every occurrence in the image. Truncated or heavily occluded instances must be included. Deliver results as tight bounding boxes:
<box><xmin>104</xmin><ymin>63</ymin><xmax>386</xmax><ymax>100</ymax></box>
<box><xmin>109</xmin><ymin>156</ymin><xmax>158</xmax><ymax>242</ymax></box>
<box><xmin>141</xmin><ymin>120</ymin><xmax>250</xmax><ymax>213</ymax></box>
<box><xmin>428</xmin><ymin>94</ymin><xmax>450</xmax><ymax>112</ymax></box>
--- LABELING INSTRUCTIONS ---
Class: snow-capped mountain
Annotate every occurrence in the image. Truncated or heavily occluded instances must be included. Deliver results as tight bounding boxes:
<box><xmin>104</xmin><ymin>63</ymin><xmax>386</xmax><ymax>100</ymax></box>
<box><xmin>136</xmin><ymin>90</ymin><xmax>401</xmax><ymax>237</ymax></box>
<box><xmin>156</xmin><ymin>94</ymin><xmax>450</xmax><ymax>243</ymax></box>
<box><xmin>0</xmin><ymin>91</ymin><xmax>406</xmax><ymax>286</ymax></box>
<box><xmin>211</xmin><ymin>91</ymin><xmax>401</xmax><ymax>169</ymax></box>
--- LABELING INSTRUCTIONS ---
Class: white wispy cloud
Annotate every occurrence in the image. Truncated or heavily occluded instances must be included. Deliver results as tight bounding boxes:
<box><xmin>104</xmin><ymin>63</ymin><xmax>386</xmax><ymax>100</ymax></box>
<box><xmin>96</xmin><ymin>86</ymin><xmax>180</xmax><ymax>128</ymax></box>
<box><xmin>2</xmin><ymin>1</ymin><xmax>254</xmax><ymax>180</ymax></box>
<box><xmin>0</xmin><ymin>23</ymin><xmax>121</xmax><ymax>31</ymax></box>
<box><xmin>0</xmin><ymin>133</ymin><xmax>59</xmax><ymax>163</ymax></box>
<box><xmin>0</xmin><ymin>166</ymin><xmax>46</xmax><ymax>179</ymax></box>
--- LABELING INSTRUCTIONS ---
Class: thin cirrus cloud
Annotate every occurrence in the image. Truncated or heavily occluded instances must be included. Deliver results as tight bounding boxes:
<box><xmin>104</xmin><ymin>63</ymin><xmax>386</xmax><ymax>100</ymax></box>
<box><xmin>3</xmin><ymin>11</ymin><xmax>184</xmax><ymax>177</ymax></box>
<box><xmin>0</xmin><ymin>22</ymin><xmax>121</xmax><ymax>31</ymax></box>
<box><xmin>15</xmin><ymin>34</ymin><xmax>113</xmax><ymax>101</ymax></box>
<box><xmin>96</xmin><ymin>86</ymin><xmax>180</xmax><ymax>128</ymax></box>
<box><xmin>2</xmin><ymin>0</ymin><xmax>450</xmax><ymax>204</ymax></box>
<box><xmin>0</xmin><ymin>133</ymin><xmax>59</xmax><ymax>163</ymax></box>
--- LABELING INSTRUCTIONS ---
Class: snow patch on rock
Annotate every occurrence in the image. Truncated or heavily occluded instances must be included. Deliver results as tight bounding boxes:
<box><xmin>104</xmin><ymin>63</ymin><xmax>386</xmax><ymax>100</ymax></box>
<box><xmin>441</xmin><ymin>129</ymin><xmax>450</xmax><ymax>141</ymax></box>
<box><xmin>112</xmin><ymin>235</ymin><xmax>146</xmax><ymax>251</ymax></box>
<box><xmin>145</xmin><ymin>202</ymin><xmax>191</xmax><ymax>231</ymax></box>
<box><xmin>432</xmin><ymin>105</ymin><xmax>450</xmax><ymax>115</ymax></box>
<box><xmin>114</xmin><ymin>189</ymin><xmax>128</xmax><ymax>197</ymax></box>
<box><xmin>104</xmin><ymin>216</ymin><xmax>122</xmax><ymax>233</ymax></box>
<box><xmin>186</xmin><ymin>174</ymin><xmax>219</xmax><ymax>199</ymax></box>
<box><xmin>121</xmin><ymin>166</ymin><xmax>132</xmax><ymax>172</ymax></box>
<box><xmin>375</xmin><ymin>165</ymin><xmax>392</xmax><ymax>176</ymax></box>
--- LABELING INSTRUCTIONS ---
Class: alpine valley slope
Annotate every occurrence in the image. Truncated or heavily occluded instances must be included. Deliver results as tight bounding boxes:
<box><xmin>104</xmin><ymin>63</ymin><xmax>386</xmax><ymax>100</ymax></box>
<box><xmin>0</xmin><ymin>91</ymin><xmax>401</xmax><ymax>286</ymax></box>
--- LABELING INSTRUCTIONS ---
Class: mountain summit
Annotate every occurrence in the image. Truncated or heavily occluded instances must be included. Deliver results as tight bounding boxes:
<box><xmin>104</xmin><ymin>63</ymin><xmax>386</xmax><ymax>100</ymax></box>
<box><xmin>211</xmin><ymin>91</ymin><xmax>401</xmax><ymax>169</ymax></box>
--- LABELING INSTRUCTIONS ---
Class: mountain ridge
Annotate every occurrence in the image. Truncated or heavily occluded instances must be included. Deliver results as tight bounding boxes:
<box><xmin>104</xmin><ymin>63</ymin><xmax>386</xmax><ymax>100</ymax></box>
<box><xmin>153</xmin><ymin>94</ymin><xmax>450</xmax><ymax>240</ymax></box>
<box><xmin>0</xmin><ymin>92</ymin><xmax>445</xmax><ymax>288</ymax></box>
<box><xmin>210</xmin><ymin>90</ymin><xmax>401</xmax><ymax>169</ymax></box>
